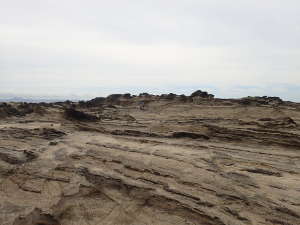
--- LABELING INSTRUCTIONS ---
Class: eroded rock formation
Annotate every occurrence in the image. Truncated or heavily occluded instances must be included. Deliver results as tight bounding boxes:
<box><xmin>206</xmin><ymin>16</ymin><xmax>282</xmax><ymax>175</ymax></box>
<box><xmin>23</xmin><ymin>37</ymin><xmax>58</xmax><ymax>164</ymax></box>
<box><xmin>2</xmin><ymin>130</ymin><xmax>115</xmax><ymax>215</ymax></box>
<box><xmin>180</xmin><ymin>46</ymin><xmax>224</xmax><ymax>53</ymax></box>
<box><xmin>0</xmin><ymin>91</ymin><xmax>299</xmax><ymax>225</ymax></box>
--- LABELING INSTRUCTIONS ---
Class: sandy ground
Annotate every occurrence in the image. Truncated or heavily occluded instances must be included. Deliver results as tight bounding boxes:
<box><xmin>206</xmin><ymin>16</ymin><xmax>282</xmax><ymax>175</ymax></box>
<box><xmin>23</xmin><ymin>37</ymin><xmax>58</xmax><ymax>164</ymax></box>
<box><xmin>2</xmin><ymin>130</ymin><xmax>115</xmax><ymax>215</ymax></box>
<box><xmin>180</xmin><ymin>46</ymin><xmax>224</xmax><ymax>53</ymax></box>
<box><xmin>0</xmin><ymin>97</ymin><xmax>299</xmax><ymax>225</ymax></box>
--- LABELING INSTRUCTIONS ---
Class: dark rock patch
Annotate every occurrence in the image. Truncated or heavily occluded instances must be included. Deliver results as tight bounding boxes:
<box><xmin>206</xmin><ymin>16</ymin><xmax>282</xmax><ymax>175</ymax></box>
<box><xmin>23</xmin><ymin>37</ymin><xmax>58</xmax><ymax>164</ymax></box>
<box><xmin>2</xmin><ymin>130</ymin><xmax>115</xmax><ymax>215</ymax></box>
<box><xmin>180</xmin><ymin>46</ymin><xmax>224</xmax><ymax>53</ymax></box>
<box><xmin>243</xmin><ymin>168</ymin><xmax>282</xmax><ymax>177</ymax></box>
<box><xmin>111</xmin><ymin>129</ymin><xmax>160</xmax><ymax>137</ymax></box>
<box><xmin>239</xmin><ymin>96</ymin><xmax>283</xmax><ymax>106</ymax></box>
<box><xmin>190</xmin><ymin>90</ymin><xmax>214</xmax><ymax>98</ymax></box>
<box><xmin>171</xmin><ymin>132</ymin><xmax>210</xmax><ymax>140</ymax></box>
<box><xmin>64</xmin><ymin>108</ymin><xmax>98</xmax><ymax>122</ymax></box>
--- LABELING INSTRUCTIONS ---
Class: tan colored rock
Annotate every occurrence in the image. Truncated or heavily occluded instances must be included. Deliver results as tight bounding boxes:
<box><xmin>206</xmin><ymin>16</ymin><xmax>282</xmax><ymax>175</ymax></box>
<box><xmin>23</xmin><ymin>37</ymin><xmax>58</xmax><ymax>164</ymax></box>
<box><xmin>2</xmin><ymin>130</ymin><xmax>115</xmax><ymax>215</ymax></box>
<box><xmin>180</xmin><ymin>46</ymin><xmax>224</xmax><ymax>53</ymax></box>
<box><xmin>0</xmin><ymin>96</ymin><xmax>299</xmax><ymax>225</ymax></box>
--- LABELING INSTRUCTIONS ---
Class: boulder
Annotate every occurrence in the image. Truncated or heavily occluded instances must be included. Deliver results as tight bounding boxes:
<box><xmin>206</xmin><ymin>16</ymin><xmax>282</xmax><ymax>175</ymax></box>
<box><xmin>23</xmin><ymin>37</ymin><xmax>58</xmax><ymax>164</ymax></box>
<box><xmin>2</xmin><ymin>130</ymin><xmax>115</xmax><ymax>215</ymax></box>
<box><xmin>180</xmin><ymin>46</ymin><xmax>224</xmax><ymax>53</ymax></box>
<box><xmin>190</xmin><ymin>90</ymin><xmax>214</xmax><ymax>98</ymax></box>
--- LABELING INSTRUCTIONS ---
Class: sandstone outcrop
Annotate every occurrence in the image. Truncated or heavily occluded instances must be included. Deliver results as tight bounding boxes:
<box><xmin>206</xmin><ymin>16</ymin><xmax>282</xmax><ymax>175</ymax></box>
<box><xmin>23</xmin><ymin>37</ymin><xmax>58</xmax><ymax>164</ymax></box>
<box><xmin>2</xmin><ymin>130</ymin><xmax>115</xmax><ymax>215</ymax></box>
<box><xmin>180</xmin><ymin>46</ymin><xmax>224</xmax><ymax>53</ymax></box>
<box><xmin>0</xmin><ymin>91</ymin><xmax>299</xmax><ymax>225</ymax></box>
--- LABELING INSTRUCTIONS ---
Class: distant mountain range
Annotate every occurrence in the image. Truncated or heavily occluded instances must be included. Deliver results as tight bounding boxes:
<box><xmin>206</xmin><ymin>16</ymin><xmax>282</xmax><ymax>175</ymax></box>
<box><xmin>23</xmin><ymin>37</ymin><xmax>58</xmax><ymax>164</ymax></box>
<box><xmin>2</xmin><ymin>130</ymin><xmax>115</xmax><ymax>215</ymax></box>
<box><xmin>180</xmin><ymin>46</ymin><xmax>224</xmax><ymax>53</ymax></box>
<box><xmin>0</xmin><ymin>97</ymin><xmax>76</xmax><ymax>103</ymax></box>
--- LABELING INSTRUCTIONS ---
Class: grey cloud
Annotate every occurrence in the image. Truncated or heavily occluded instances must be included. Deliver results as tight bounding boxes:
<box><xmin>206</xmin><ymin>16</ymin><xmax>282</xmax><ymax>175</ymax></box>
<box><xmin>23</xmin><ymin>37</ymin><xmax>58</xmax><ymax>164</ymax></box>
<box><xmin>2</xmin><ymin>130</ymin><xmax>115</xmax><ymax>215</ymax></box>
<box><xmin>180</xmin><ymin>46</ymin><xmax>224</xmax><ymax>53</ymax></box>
<box><xmin>1</xmin><ymin>0</ymin><xmax>300</xmax><ymax>101</ymax></box>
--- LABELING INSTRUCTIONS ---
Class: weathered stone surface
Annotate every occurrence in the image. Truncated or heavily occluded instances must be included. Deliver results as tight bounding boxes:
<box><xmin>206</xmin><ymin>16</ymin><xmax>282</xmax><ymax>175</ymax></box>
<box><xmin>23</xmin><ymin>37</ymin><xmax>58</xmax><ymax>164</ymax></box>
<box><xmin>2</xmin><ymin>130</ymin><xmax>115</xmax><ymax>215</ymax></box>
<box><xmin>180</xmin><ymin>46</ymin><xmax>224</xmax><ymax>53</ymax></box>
<box><xmin>0</xmin><ymin>93</ymin><xmax>299</xmax><ymax>225</ymax></box>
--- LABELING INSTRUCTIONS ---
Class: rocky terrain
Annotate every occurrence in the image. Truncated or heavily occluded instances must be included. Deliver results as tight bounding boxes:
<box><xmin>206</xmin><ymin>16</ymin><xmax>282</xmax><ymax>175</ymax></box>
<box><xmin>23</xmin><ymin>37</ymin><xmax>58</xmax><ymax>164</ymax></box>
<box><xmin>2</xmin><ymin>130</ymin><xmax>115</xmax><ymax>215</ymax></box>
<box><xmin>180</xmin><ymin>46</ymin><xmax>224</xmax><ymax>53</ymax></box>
<box><xmin>0</xmin><ymin>90</ymin><xmax>299</xmax><ymax>225</ymax></box>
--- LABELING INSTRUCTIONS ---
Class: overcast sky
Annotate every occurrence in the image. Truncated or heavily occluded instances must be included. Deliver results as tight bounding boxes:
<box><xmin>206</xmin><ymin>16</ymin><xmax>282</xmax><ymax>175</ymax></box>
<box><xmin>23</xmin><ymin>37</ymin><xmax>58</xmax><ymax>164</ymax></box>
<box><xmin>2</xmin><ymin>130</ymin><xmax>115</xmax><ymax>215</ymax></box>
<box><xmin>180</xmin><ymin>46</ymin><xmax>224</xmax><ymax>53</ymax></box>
<box><xmin>1</xmin><ymin>0</ymin><xmax>300</xmax><ymax>101</ymax></box>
